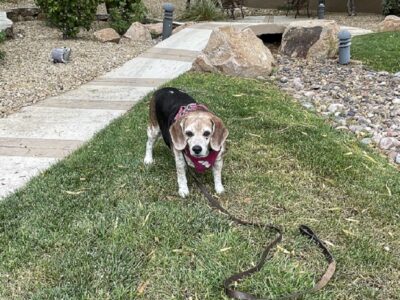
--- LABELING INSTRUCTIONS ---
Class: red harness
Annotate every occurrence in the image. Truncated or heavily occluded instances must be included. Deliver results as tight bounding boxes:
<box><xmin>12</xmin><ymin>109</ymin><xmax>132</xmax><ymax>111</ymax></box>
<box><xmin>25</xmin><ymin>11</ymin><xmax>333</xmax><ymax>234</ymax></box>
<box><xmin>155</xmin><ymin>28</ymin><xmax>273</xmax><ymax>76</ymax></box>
<box><xmin>174</xmin><ymin>103</ymin><xmax>220</xmax><ymax>173</ymax></box>
<box><xmin>184</xmin><ymin>147</ymin><xmax>220</xmax><ymax>173</ymax></box>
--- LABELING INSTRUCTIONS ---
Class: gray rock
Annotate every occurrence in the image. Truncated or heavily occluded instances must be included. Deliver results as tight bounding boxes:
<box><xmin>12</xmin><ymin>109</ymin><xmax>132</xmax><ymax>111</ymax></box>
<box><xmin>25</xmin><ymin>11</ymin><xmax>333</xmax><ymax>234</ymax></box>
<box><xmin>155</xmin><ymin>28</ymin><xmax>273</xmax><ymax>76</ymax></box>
<box><xmin>303</xmin><ymin>91</ymin><xmax>315</xmax><ymax>98</ymax></box>
<box><xmin>328</xmin><ymin>103</ymin><xmax>344</xmax><ymax>113</ymax></box>
<box><xmin>301</xmin><ymin>101</ymin><xmax>315</xmax><ymax>110</ymax></box>
<box><xmin>395</xmin><ymin>153</ymin><xmax>400</xmax><ymax>164</ymax></box>
<box><xmin>280</xmin><ymin>76</ymin><xmax>288</xmax><ymax>83</ymax></box>
<box><xmin>349</xmin><ymin>125</ymin><xmax>364</xmax><ymax>133</ymax></box>
<box><xmin>394</xmin><ymin>72</ymin><xmax>400</xmax><ymax>78</ymax></box>
<box><xmin>361</xmin><ymin>138</ymin><xmax>372</xmax><ymax>145</ymax></box>
<box><xmin>293</xmin><ymin>77</ymin><xmax>304</xmax><ymax>90</ymax></box>
<box><xmin>392</xmin><ymin>98</ymin><xmax>400</xmax><ymax>105</ymax></box>
<box><xmin>379</xmin><ymin>137</ymin><xmax>399</xmax><ymax>150</ymax></box>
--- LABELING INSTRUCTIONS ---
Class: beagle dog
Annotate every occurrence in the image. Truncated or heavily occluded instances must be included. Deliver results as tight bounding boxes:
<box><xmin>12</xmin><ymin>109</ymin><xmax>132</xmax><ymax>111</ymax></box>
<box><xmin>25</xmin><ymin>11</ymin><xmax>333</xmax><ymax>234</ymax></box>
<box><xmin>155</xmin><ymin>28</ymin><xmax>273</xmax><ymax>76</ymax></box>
<box><xmin>144</xmin><ymin>87</ymin><xmax>229</xmax><ymax>198</ymax></box>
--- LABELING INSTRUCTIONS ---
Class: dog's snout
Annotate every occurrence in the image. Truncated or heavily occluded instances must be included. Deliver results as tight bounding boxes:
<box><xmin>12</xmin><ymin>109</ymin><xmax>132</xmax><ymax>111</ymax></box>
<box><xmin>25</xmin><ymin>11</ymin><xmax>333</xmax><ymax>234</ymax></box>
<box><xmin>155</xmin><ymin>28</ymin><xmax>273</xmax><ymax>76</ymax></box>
<box><xmin>192</xmin><ymin>145</ymin><xmax>202</xmax><ymax>155</ymax></box>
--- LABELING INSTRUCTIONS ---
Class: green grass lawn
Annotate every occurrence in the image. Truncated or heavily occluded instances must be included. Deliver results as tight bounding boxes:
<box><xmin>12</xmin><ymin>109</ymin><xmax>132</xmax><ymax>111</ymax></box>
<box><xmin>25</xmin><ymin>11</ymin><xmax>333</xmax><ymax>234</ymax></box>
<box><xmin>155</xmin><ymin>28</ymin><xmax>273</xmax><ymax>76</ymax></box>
<box><xmin>352</xmin><ymin>31</ymin><xmax>400</xmax><ymax>73</ymax></box>
<box><xmin>0</xmin><ymin>73</ymin><xmax>399</xmax><ymax>299</ymax></box>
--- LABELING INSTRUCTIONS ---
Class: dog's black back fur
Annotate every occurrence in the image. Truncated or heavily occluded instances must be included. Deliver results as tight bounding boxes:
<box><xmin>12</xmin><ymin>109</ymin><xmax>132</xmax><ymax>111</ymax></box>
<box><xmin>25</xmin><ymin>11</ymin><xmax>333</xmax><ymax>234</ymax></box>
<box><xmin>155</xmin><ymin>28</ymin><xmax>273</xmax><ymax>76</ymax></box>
<box><xmin>154</xmin><ymin>87</ymin><xmax>196</xmax><ymax>148</ymax></box>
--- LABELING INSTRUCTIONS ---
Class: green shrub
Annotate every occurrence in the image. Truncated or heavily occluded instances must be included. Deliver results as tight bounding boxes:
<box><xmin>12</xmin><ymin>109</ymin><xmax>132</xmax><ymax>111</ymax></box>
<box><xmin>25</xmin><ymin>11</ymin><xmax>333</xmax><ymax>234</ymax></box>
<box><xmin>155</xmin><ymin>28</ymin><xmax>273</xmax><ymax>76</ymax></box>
<box><xmin>34</xmin><ymin>0</ymin><xmax>99</xmax><ymax>38</ymax></box>
<box><xmin>181</xmin><ymin>0</ymin><xmax>225</xmax><ymax>21</ymax></box>
<box><xmin>382</xmin><ymin>0</ymin><xmax>400</xmax><ymax>15</ymax></box>
<box><xmin>105</xmin><ymin>0</ymin><xmax>147</xmax><ymax>35</ymax></box>
<box><xmin>0</xmin><ymin>31</ymin><xmax>5</xmax><ymax>60</ymax></box>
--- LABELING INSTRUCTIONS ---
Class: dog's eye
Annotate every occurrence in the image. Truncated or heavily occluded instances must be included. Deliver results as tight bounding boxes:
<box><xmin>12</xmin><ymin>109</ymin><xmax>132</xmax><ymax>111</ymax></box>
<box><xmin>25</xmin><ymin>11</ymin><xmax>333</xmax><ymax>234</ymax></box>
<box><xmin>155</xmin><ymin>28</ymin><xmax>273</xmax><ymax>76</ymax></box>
<box><xmin>185</xmin><ymin>131</ymin><xmax>194</xmax><ymax>137</ymax></box>
<box><xmin>203</xmin><ymin>131</ymin><xmax>211</xmax><ymax>137</ymax></box>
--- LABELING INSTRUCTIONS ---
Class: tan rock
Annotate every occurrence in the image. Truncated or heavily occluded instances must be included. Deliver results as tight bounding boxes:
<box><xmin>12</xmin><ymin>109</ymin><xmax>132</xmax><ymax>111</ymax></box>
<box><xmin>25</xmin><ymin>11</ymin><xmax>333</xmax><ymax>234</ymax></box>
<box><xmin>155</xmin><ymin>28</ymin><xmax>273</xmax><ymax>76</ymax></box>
<box><xmin>280</xmin><ymin>20</ymin><xmax>340</xmax><ymax>60</ymax></box>
<box><xmin>93</xmin><ymin>28</ymin><xmax>120</xmax><ymax>43</ymax></box>
<box><xmin>144</xmin><ymin>23</ymin><xmax>163</xmax><ymax>36</ymax></box>
<box><xmin>192</xmin><ymin>26</ymin><xmax>275</xmax><ymax>79</ymax></box>
<box><xmin>124</xmin><ymin>22</ymin><xmax>152</xmax><ymax>41</ymax></box>
<box><xmin>378</xmin><ymin>15</ymin><xmax>400</xmax><ymax>32</ymax></box>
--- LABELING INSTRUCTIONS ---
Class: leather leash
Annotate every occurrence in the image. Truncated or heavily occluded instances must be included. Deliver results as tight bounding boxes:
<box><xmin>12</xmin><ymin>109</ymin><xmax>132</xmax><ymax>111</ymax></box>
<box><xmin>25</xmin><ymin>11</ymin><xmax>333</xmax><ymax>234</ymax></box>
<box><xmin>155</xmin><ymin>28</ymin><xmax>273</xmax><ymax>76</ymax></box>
<box><xmin>186</xmin><ymin>166</ymin><xmax>336</xmax><ymax>299</ymax></box>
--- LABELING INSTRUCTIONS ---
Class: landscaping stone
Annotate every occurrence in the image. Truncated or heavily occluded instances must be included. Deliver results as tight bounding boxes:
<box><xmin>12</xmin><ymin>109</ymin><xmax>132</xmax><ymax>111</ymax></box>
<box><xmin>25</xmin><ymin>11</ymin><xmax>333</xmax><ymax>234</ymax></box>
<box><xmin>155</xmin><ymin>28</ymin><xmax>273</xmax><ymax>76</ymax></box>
<box><xmin>144</xmin><ymin>22</ymin><xmax>163</xmax><ymax>36</ymax></box>
<box><xmin>192</xmin><ymin>26</ymin><xmax>275</xmax><ymax>79</ymax></box>
<box><xmin>94</xmin><ymin>28</ymin><xmax>120</xmax><ymax>43</ymax></box>
<box><xmin>275</xmin><ymin>53</ymin><xmax>400</xmax><ymax>164</ymax></box>
<box><xmin>361</xmin><ymin>138</ymin><xmax>372</xmax><ymax>145</ymax></box>
<box><xmin>280</xmin><ymin>20</ymin><xmax>340</xmax><ymax>60</ymax></box>
<box><xmin>395</xmin><ymin>153</ymin><xmax>400</xmax><ymax>164</ymax></box>
<box><xmin>124</xmin><ymin>22</ymin><xmax>152</xmax><ymax>42</ymax></box>
<box><xmin>0</xmin><ymin>11</ymin><xmax>13</xmax><ymax>37</ymax></box>
<box><xmin>379</xmin><ymin>137</ymin><xmax>399</xmax><ymax>150</ymax></box>
<box><xmin>378</xmin><ymin>15</ymin><xmax>400</xmax><ymax>32</ymax></box>
<box><xmin>6</xmin><ymin>7</ymin><xmax>41</xmax><ymax>22</ymax></box>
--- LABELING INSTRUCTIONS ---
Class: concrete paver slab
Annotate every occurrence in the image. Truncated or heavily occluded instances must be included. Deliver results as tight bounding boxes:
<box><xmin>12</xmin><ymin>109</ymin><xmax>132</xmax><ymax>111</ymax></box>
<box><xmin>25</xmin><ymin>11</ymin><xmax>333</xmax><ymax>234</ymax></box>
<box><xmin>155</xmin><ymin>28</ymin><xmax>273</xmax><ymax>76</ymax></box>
<box><xmin>36</xmin><ymin>99</ymin><xmax>137</xmax><ymax>110</ymax></box>
<box><xmin>0</xmin><ymin>138</ymin><xmax>82</xmax><ymax>158</ymax></box>
<box><xmin>140</xmin><ymin>48</ymin><xmax>201</xmax><ymax>62</ymax></box>
<box><xmin>102</xmin><ymin>57</ymin><xmax>193</xmax><ymax>79</ymax></box>
<box><xmin>155</xmin><ymin>28</ymin><xmax>213</xmax><ymax>51</ymax></box>
<box><xmin>52</xmin><ymin>85</ymin><xmax>155</xmax><ymax>101</ymax></box>
<box><xmin>0</xmin><ymin>106</ymin><xmax>125</xmax><ymax>141</ymax></box>
<box><xmin>0</xmin><ymin>156</ymin><xmax>57</xmax><ymax>198</ymax></box>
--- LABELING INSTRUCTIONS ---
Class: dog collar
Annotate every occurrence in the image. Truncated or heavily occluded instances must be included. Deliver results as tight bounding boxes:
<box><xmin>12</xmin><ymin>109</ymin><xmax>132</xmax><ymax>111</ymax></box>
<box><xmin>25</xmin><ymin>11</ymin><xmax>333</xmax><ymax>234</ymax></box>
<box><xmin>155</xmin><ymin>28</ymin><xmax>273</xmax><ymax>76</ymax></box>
<box><xmin>184</xmin><ymin>148</ymin><xmax>220</xmax><ymax>173</ymax></box>
<box><xmin>174</xmin><ymin>103</ymin><xmax>209</xmax><ymax>121</ymax></box>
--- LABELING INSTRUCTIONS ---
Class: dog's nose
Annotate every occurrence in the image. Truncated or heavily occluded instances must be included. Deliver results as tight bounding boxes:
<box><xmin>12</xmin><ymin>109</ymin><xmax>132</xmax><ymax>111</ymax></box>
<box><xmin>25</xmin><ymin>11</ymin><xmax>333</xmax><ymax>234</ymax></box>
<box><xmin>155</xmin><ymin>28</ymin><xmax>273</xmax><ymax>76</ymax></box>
<box><xmin>192</xmin><ymin>145</ymin><xmax>202</xmax><ymax>155</ymax></box>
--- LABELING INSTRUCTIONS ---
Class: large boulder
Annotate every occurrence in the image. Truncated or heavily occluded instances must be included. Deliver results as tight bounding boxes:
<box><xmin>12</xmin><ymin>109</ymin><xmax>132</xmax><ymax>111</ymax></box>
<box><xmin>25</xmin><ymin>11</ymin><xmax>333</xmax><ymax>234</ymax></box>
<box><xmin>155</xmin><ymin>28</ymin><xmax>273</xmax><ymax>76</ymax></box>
<box><xmin>192</xmin><ymin>26</ymin><xmax>275</xmax><ymax>79</ymax></box>
<box><xmin>280</xmin><ymin>20</ymin><xmax>340</xmax><ymax>60</ymax></box>
<box><xmin>124</xmin><ymin>22</ymin><xmax>152</xmax><ymax>41</ymax></box>
<box><xmin>94</xmin><ymin>28</ymin><xmax>120</xmax><ymax>43</ymax></box>
<box><xmin>378</xmin><ymin>15</ymin><xmax>400</xmax><ymax>32</ymax></box>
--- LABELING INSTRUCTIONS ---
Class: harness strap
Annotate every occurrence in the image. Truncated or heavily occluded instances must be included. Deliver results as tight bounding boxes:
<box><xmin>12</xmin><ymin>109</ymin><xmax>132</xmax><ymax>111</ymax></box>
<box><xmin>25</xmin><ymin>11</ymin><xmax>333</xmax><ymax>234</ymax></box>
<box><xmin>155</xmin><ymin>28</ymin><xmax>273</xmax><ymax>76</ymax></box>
<box><xmin>186</xmin><ymin>165</ymin><xmax>336</xmax><ymax>300</ymax></box>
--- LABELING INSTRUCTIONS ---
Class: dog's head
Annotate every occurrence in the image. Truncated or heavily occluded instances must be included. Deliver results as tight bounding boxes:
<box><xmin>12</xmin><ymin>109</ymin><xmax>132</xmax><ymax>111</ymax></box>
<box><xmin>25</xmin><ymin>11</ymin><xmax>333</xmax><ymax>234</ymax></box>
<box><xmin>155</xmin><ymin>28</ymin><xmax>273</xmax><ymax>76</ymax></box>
<box><xmin>170</xmin><ymin>111</ymin><xmax>228</xmax><ymax>157</ymax></box>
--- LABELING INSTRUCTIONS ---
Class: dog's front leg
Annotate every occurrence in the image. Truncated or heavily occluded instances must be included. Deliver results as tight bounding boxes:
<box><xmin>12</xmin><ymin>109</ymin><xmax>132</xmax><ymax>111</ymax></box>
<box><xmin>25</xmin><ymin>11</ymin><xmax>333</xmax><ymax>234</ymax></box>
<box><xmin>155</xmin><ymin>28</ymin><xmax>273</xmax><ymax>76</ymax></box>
<box><xmin>212</xmin><ymin>157</ymin><xmax>225</xmax><ymax>194</ymax></box>
<box><xmin>144</xmin><ymin>125</ymin><xmax>160</xmax><ymax>165</ymax></box>
<box><xmin>173</xmin><ymin>149</ymin><xmax>189</xmax><ymax>198</ymax></box>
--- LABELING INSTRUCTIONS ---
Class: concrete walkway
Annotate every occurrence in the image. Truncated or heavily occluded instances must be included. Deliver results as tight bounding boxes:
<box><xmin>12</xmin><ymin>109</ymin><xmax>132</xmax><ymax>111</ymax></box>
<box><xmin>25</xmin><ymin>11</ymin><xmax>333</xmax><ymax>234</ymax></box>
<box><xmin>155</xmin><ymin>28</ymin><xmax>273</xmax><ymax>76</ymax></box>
<box><xmin>0</xmin><ymin>19</ymin><xmax>372</xmax><ymax>199</ymax></box>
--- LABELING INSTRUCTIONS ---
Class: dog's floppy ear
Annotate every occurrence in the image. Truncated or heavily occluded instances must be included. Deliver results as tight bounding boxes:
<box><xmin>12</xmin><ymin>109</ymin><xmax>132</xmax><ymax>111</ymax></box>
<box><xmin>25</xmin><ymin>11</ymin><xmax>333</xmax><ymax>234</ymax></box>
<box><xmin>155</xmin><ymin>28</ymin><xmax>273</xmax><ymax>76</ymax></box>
<box><xmin>210</xmin><ymin>115</ymin><xmax>229</xmax><ymax>151</ymax></box>
<box><xmin>169</xmin><ymin>118</ymin><xmax>187</xmax><ymax>151</ymax></box>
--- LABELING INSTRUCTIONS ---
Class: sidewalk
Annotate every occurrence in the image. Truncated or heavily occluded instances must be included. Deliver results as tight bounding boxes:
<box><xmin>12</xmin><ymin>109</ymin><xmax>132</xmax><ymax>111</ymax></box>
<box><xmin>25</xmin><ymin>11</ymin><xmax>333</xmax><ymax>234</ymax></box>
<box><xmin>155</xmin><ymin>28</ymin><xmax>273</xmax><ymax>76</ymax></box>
<box><xmin>0</xmin><ymin>19</ymin><xmax>372</xmax><ymax>199</ymax></box>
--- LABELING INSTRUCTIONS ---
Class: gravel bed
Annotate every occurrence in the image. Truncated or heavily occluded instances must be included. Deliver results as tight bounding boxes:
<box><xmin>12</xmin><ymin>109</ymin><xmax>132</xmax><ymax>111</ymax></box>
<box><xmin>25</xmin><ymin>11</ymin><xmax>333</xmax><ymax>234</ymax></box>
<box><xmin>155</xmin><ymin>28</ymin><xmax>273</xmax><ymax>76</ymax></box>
<box><xmin>325</xmin><ymin>13</ymin><xmax>384</xmax><ymax>31</ymax></box>
<box><xmin>0</xmin><ymin>20</ymin><xmax>154</xmax><ymax>117</ymax></box>
<box><xmin>272</xmin><ymin>55</ymin><xmax>400</xmax><ymax>165</ymax></box>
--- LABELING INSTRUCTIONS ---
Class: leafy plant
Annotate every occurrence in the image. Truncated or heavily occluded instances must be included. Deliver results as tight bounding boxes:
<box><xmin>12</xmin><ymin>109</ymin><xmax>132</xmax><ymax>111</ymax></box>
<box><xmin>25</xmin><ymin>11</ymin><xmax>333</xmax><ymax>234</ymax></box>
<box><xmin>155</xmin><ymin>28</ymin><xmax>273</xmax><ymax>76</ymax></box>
<box><xmin>34</xmin><ymin>0</ymin><xmax>99</xmax><ymax>38</ymax></box>
<box><xmin>382</xmin><ymin>0</ymin><xmax>400</xmax><ymax>15</ymax></box>
<box><xmin>105</xmin><ymin>0</ymin><xmax>147</xmax><ymax>35</ymax></box>
<box><xmin>181</xmin><ymin>0</ymin><xmax>225</xmax><ymax>21</ymax></box>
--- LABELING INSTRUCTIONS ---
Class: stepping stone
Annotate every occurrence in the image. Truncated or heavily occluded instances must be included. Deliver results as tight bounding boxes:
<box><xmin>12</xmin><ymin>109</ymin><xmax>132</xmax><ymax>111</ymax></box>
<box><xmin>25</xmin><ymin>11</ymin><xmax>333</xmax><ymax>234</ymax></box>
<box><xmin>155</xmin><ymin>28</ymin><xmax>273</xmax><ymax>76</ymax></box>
<box><xmin>0</xmin><ymin>11</ymin><xmax>13</xmax><ymax>37</ymax></box>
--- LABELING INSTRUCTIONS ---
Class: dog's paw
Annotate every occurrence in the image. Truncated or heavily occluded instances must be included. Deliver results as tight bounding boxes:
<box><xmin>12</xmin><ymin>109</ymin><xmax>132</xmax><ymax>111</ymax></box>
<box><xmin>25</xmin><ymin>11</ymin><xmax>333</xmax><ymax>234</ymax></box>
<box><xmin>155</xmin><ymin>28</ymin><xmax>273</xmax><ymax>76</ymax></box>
<box><xmin>178</xmin><ymin>187</ymin><xmax>189</xmax><ymax>198</ymax></box>
<box><xmin>215</xmin><ymin>184</ymin><xmax>225</xmax><ymax>195</ymax></box>
<box><xmin>143</xmin><ymin>156</ymin><xmax>154</xmax><ymax>165</ymax></box>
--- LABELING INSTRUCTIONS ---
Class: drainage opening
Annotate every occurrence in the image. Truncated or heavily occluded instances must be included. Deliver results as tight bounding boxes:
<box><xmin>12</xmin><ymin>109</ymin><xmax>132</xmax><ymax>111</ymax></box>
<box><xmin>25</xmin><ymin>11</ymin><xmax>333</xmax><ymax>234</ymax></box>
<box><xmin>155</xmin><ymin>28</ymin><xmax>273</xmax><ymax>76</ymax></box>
<box><xmin>258</xmin><ymin>33</ymin><xmax>283</xmax><ymax>54</ymax></box>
